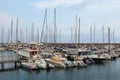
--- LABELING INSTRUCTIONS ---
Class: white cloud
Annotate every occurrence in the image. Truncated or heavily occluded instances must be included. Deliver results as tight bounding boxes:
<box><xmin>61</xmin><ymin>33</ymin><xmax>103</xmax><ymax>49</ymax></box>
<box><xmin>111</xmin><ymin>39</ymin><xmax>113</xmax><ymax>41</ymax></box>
<box><xmin>31</xmin><ymin>0</ymin><xmax>84</xmax><ymax>9</ymax></box>
<box><xmin>0</xmin><ymin>12</ymin><xmax>12</xmax><ymax>28</ymax></box>
<box><xmin>84</xmin><ymin>0</ymin><xmax>120</xmax><ymax>11</ymax></box>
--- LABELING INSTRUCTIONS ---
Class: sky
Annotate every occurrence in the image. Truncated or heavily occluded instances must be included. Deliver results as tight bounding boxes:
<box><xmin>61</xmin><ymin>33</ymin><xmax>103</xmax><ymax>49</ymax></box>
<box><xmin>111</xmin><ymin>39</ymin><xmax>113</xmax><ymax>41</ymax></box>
<box><xmin>0</xmin><ymin>0</ymin><xmax>120</xmax><ymax>43</ymax></box>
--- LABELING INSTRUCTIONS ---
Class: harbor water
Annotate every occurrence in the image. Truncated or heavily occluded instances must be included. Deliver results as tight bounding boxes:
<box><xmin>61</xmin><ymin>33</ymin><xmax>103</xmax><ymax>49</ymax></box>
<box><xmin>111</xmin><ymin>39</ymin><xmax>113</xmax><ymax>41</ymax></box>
<box><xmin>0</xmin><ymin>52</ymin><xmax>120</xmax><ymax>80</ymax></box>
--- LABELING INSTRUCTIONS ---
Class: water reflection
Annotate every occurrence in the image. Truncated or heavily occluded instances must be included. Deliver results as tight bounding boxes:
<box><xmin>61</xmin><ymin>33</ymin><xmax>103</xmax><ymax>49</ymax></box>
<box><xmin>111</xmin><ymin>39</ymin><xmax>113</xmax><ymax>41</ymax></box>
<box><xmin>0</xmin><ymin>53</ymin><xmax>120</xmax><ymax>80</ymax></box>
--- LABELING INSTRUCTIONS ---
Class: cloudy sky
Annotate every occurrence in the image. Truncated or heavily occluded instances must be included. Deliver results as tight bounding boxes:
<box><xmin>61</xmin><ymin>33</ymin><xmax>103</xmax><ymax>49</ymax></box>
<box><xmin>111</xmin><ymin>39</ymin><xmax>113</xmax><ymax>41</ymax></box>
<box><xmin>0</xmin><ymin>0</ymin><xmax>120</xmax><ymax>43</ymax></box>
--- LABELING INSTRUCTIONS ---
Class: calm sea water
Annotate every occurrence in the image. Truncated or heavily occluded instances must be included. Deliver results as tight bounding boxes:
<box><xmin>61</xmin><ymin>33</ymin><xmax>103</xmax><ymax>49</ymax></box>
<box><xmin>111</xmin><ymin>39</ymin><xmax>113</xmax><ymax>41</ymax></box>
<box><xmin>0</xmin><ymin>52</ymin><xmax>120</xmax><ymax>80</ymax></box>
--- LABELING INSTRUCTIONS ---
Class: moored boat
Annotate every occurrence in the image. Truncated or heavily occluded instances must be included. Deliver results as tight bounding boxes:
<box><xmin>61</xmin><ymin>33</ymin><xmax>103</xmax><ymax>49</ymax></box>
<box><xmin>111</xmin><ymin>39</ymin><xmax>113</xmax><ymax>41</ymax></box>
<box><xmin>17</xmin><ymin>43</ymin><xmax>47</xmax><ymax>69</ymax></box>
<box><xmin>78</xmin><ymin>50</ymin><xmax>106</xmax><ymax>63</ymax></box>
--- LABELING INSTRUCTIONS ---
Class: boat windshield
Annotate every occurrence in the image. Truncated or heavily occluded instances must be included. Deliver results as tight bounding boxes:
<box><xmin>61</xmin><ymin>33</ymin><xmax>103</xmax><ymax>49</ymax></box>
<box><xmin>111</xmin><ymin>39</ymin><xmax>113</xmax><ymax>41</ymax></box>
<box><xmin>91</xmin><ymin>48</ymin><xmax>98</xmax><ymax>51</ymax></box>
<box><xmin>78</xmin><ymin>51</ymin><xmax>93</xmax><ymax>56</ymax></box>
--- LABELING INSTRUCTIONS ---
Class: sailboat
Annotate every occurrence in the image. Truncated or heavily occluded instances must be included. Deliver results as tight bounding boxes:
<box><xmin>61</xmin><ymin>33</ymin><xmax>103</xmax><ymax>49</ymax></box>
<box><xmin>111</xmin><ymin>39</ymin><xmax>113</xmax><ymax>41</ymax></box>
<box><xmin>0</xmin><ymin>27</ymin><xmax>6</xmax><ymax>52</ymax></box>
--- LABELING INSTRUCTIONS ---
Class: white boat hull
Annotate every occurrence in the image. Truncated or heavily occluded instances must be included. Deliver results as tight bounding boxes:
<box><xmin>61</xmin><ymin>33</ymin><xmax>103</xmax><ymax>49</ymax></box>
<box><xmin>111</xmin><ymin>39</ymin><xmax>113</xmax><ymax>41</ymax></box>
<box><xmin>21</xmin><ymin>62</ymin><xmax>37</xmax><ymax>70</ymax></box>
<box><xmin>45</xmin><ymin>59</ymin><xmax>66</xmax><ymax>68</ymax></box>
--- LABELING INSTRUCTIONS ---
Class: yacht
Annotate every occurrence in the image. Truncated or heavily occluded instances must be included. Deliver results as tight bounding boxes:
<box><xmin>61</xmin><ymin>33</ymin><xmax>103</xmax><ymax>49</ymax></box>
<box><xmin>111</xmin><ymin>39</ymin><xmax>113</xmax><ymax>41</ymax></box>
<box><xmin>78</xmin><ymin>50</ymin><xmax>106</xmax><ymax>63</ymax></box>
<box><xmin>17</xmin><ymin>43</ymin><xmax>47</xmax><ymax>69</ymax></box>
<box><xmin>45</xmin><ymin>54</ymin><xmax>66</xmax><ymax>68</ymax></box>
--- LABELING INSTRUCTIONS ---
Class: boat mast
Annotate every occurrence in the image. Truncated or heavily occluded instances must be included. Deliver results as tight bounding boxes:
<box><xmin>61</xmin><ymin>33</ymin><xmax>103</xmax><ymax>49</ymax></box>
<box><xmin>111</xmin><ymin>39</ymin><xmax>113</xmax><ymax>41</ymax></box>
<box><xmin>16</xmin><ymin>18</ymin><xmax>18</xmax><ymax>49</ymax></box>
<box><xmin>108</xmin><ymin>27</ymin><xmax>110</xmax><ymax>54</ymax></box>
<box><xmin>102</xmin><ymin>26</ymin><xmax>104</xmax><ymax>49</ymax></box>
<box><xmin>90</xmin><ymin>26</ymin><xmax>92</xmax><ymax>47</ymax></box>
<box><xmin>23</xmin><ymin>31</ymin><xmax>24</xmax><ymax>43</ymax></box>
<box><xmin>46</xmin><ymin>9</ymin><xmax>48</xmax><ymax>44</ymax></box>
<box><xmin>40</xmin><ymin>9</ymin><xmax>47</xmax><ymax>43</ymax></box>
<box><xmin>37</xmin><ymin>29</ymin><xmax>39</xmax><ymax>43</ymax></box>
<box><xmin>49</xmin><ymin>28</ymin><xmax>52</xmax><ymax>43</ymax></box>
<box><xmin>29</xmin><ymin>29</ymin><xmax>31</xmax><ymax>43</ymax></box>
<box><xmin>113</xmin><ymin>29</ymin><xmax>115</xmax><ymax>48</ymax></box>
<box><xmin>2</xmin><ymin>28</ymin><xmax>4</xmax><ymax>44</ymax></box>
<box><xmin>113</xmin><ymin>29</ymin><xmax>114</xmax><ymax>43</ymax></box>
<box><xmin>94</xmin><ymin>23</ymin><xmax>96</xmax><ymax>47</ymax></box>
<box><xmin>75</xmin><ymin>15</ymin><xmax>78</xmax><ymax>48</ymax></box>
<box><xmin>26</xmin><ymin>27</ymin><xmax>28</xmax><ymax>43</ymax></box>
<box><xmin>71</xmin><ymin>27</ymin><xmax>73</xmax><ymax>43</ymax></box>
<box><xmin>78</xmin><ymin>17</ymin><xmax>80</xmax><ymax>47</ymax></box>
<box><xmin>54</xmin><ymin>9</ymin><xmax>56</xmax><ymax>44</ymax></box>
<box><xmin>11</xmin><ymin>19</ymin><xmax>13</xmax><ymax>45</ymax></box>
<box><xmin>1</xmin><ymin>27</ymin><xmax>4</xmax><ymax>45</ymax></box>
<box><xmin>20</xmin><ymin>29</ymin><xmax>22</xmax><ymax>42</ymax></box>
<box><xmin>7</xmin><ymin>29</ymin><xmax>10</xmax><ymax>44</ymax></box>
<box><xmin>16</xmin><ymin>18</ymin><xmax>18</xmax><ymax>43</ymax></box>
<box><xmin>31</xmin><ymin>23</ymin><xmax>34</xmax><ymax>42</ymax></box>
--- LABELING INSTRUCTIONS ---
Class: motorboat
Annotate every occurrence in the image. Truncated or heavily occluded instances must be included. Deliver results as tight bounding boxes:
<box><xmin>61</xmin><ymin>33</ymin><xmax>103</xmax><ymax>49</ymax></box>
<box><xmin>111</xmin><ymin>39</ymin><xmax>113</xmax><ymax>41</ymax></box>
<box><xmin>17</xmin><ymin>43</ymin><xmax>47</xmax><ymax>69</ymax></box>
<box><xmin>78</xmin><ymin>50</ymin><xmax>106</xmax><ymax>63</ymax></box>
<box><xmin>90</xmin><ymin>48</ymin><xmax>112</xmax><ymax>60</ymax></box>
<box><xmin>0</xmin><ymin>47</ymin><xmax>6</xmax><ymax>52</ymax></box>
<box><xmin>45</xmin><ymin>55</ymin><xmax>66</xmax><ymax>68</ymax></box>
<box><xmin>110</xmin><ymin>51</ymin><xmax>118</xmax><ymax>60</ymax></box>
